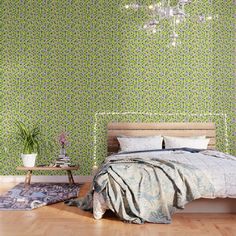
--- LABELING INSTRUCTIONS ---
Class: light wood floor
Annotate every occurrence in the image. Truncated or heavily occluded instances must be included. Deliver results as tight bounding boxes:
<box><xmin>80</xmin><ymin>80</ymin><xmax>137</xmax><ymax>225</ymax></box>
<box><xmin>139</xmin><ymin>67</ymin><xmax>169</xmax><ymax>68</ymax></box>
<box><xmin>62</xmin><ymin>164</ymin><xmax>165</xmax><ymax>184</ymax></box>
<box><xmin>0</xmin><ymin>182</ymin><xmax>235</xmax><ymax>236</ymax></box>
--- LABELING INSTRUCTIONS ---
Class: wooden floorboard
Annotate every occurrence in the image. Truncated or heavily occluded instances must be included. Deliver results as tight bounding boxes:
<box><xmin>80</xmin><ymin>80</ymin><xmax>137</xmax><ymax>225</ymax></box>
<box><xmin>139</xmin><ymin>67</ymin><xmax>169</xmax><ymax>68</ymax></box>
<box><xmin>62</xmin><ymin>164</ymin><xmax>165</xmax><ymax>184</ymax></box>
<box><xmin>0</xmin><ymin>182</ymin><xmax>235</xmax><ymax>236</ymax></box>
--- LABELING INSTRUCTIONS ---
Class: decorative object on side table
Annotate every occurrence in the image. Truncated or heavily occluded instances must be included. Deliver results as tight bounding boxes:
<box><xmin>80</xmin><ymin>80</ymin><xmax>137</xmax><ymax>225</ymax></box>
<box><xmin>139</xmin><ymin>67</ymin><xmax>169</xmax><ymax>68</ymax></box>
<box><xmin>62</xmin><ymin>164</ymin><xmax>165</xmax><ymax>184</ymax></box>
<box><xmin>53</xmin><ymin>132</ymin><xmax>71</xmax><ymax>167</ymax></box>
<box><xmin>58</xmin><ymin>132</ymin><xmax>69</xmax><ymax>157</ymax></box>
<box><xmin>53</xmin><ymin>156</ymin><xmax>71</xmax><ymax>167</ymax></box>
<box><xmin>15</xmin><ymin>121</ymin><xmax>41</xmax><ymax>167</ymax></box>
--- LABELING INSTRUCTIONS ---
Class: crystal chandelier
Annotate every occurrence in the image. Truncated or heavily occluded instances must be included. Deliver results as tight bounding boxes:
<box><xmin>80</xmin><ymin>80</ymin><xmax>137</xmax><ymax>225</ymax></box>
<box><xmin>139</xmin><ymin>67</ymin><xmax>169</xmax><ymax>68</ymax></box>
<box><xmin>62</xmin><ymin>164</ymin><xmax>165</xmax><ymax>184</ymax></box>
<box><xmin>125</xmin><ymin>1</ymin><xmax>213</xmax><ymax>47</ymax></box>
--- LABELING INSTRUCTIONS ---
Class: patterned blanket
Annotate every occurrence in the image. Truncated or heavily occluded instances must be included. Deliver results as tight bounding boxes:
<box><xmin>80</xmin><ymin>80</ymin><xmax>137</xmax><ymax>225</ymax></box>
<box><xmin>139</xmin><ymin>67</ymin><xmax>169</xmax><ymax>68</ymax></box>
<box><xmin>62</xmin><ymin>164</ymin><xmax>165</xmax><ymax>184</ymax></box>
<box><xmin>67</xmin><ymin>155</ymin><xmax>215</xmax><ymax>224</ymax></box>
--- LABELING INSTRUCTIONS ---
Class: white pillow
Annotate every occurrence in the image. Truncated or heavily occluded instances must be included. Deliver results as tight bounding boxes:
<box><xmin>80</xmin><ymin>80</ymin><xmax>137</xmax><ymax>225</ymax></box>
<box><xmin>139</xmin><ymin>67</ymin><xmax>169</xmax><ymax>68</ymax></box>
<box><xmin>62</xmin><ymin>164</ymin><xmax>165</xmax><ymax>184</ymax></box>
<box><xmin>189</xmin><ymin>136</ymin><xmax>206</xmax><ymax>139</ymax></box>
<box><xmin>117</xmin><ymin>136</ymin><xmax>163</xmax><ymax>152</ymax></box>
<box><xmin>164</xmin><ymin>136</ymin><xmax>210</xmax><ymax>149</ymax></box>
<box><xmin>165</xmin><ymin>136</ymin><xmax>206</xmax><ymax>139</ymax></box>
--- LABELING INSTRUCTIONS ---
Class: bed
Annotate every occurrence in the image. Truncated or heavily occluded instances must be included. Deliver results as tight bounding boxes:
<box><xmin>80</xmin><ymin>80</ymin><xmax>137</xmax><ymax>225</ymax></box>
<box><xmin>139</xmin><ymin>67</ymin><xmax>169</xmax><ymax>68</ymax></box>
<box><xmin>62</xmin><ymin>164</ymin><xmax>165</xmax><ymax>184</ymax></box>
<box><xmin>67</xmin><ymin>122</ymin><xmax>236</xmax><ymax>223</ymax></box>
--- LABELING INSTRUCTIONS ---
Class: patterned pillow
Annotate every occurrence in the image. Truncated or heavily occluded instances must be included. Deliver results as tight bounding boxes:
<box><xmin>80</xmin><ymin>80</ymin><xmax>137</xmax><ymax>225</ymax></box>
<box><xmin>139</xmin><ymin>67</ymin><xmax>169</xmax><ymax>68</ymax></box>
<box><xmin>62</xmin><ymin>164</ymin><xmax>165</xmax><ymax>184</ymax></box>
<box><xmin>117</xmin><ymin>136</ymin><xmax>163</xmax><ymax>152</ymax></box>
<box><xmin>163</xmin><ymin>136</ymin><xmax>210</xmax><ymax>149</ymax></box>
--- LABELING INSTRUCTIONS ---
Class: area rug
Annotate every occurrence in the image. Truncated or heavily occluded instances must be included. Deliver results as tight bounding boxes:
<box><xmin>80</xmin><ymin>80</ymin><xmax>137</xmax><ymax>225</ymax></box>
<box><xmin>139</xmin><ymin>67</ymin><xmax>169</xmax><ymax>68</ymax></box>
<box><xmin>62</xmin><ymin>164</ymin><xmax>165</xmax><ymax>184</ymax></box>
<box><xmin>0</xmin><ymin>183</ymin><xmax>81</xmax><ymax>210</ymax></box>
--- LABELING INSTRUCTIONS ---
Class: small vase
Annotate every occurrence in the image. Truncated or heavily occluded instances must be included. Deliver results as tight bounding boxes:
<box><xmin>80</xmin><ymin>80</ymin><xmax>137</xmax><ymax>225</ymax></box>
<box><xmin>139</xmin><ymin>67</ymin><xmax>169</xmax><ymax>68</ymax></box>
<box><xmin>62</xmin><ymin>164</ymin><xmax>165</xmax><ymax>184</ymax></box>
<box><xmin>59</xmin><ymin>147</ymin><xmax>66</xmax><ymax>157</ymax></box>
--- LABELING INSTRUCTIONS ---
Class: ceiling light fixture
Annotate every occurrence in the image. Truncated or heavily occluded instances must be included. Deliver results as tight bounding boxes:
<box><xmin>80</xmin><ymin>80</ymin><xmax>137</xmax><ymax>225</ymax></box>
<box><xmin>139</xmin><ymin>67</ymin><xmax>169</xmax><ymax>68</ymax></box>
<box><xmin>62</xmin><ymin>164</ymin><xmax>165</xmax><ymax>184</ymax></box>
<box><xmin>125</xmin><ymin>1</ymin><xmax>214</xmax><ymax>47</ymax></box>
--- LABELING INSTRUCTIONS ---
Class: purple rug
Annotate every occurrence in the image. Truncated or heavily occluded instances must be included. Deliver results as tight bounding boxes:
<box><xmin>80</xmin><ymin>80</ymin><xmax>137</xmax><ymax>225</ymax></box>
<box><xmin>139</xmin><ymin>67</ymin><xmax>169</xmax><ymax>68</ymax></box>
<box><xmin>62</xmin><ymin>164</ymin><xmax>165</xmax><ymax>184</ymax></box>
<box><xmin>0</xmin><ymin>183</ymin><xmax>81</xmax><ymax>210</ymax></box>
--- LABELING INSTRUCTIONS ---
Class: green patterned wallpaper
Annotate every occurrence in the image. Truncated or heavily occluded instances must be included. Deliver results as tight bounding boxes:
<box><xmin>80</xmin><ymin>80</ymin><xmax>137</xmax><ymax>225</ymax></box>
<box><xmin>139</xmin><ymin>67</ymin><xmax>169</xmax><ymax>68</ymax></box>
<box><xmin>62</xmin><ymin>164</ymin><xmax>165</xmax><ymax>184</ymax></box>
<box><xmin>0</xmin><ymin>0</ymin><xmax>235</xmax><ymax>175</ymax></box>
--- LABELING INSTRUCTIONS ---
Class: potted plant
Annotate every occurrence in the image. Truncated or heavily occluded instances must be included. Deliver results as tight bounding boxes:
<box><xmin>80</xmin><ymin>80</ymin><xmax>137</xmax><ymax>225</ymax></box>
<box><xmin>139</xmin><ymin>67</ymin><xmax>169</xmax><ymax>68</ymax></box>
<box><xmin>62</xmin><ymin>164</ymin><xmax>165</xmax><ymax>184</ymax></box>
<box><xmin>16</xmin><ymin>121</ymin><xmax>41</xmax><ymax>167</ymax></box>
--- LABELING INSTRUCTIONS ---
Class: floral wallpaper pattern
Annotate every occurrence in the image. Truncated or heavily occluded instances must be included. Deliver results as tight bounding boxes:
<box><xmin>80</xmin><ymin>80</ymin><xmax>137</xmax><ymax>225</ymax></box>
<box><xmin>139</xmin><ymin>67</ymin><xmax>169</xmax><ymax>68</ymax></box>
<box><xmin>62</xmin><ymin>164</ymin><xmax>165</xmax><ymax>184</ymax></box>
<box><xmin>0</xmin><ymin>0</ymin><xmax>235</xmax><ymax>175</ymax></box>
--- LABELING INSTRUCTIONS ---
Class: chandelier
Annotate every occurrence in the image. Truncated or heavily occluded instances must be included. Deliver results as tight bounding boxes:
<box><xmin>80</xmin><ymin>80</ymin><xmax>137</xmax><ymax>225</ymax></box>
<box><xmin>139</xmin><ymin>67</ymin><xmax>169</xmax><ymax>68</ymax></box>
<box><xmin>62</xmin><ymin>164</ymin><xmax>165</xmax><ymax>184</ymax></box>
<box><xmin>125</xmin><ymin>1</ymin><xmax>213</xmax><ymax>47</ymax></box>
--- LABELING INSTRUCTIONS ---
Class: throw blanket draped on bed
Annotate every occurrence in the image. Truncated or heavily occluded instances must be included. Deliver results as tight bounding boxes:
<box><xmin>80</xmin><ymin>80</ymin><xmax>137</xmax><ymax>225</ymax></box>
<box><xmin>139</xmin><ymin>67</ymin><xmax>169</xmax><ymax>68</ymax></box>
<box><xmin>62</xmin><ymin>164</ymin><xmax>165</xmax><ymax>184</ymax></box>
<box><xmin>67</xmin><ymin>153</ymin><xmax>215</xmax><ymax>224</ymax></box>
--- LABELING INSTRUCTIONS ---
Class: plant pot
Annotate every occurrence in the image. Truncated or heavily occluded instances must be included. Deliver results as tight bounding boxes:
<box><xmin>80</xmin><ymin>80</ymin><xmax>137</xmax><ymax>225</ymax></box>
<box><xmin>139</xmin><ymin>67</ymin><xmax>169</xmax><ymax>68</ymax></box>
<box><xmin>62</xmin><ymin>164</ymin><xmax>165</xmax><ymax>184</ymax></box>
<box><xmin>21</xmin><ymin>153</ymin><xmax>37</xmax><ymax>167</ymax></box>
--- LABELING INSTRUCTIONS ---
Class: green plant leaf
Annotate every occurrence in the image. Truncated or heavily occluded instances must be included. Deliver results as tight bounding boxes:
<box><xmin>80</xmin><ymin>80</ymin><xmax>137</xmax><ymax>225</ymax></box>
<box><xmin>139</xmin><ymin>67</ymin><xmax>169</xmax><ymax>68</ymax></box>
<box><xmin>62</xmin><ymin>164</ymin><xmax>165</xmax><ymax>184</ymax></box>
<box><xmin>15</xmin><ymin>121</ymin><xmax>41</xmax><ymax>154</ymax></box>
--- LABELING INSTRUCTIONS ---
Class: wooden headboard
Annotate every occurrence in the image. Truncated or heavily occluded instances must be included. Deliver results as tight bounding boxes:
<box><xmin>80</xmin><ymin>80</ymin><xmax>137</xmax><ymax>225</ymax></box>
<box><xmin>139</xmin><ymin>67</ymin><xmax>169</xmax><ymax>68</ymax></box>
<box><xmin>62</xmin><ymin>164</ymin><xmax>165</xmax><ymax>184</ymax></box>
<box><xmin>107</xmin><ymin>122</ymin><xmax>216</xmax><ymax>154</ymax></box>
